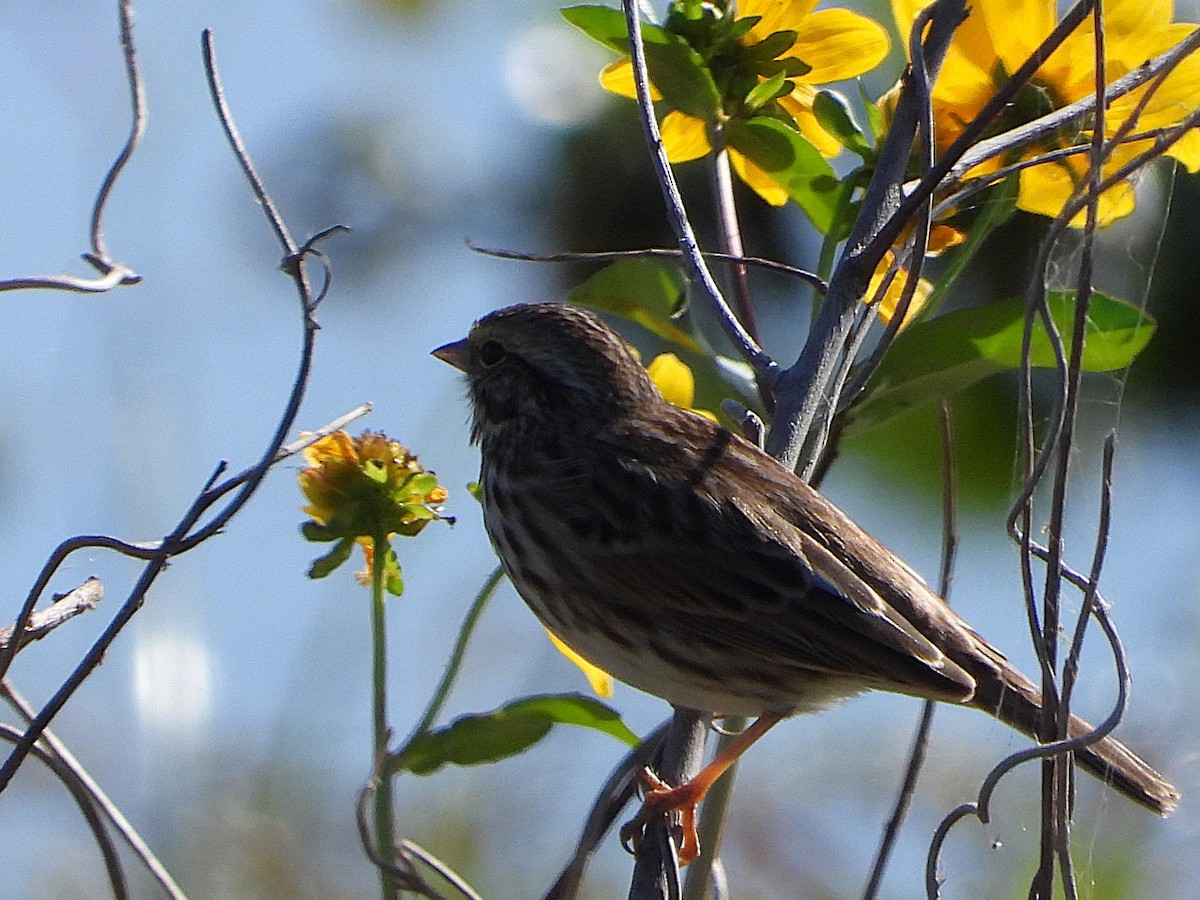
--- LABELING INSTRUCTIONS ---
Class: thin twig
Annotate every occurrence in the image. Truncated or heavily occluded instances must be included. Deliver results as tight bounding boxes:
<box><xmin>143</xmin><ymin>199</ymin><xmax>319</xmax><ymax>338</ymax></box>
<box><xmin>0</xmin><ymin>0</ymin><xmax>144</xmax><ymax>294</ymax></box>
<box><xmin>276</xmin><ymin>404</ymin><xmax>375</xmax><ymax>461</ymax></box>
<box><xmin>629</xmin><ymin>709</ymin><xmax>709</xmax><ymax>900</ymax></box>
<box><xmin>87</xmin><ymin>0</ymin><xmax>147</xmax><ymax>266</ymax></box>
<box><xmin>202</xmin><ymin>30</ymin><xmax>295</xmax><ymax>255</ymax></box>
<box><xmin>159</xmin><ymin>29</ymin><xmax>337</xmax><ymax>555</ymax></box>
<box><xmin>0</xmin><ymin>30</ymin><xmax>333</xmax><ymax>795</ymax></box>
<box><xmin>802</xmin><ymin>296</ymin><xmax>878</xmax><ymax>478</ymax></box>
<box><xmin>2</xmin><ymin>680</ymin><xmax>188</xmax><ymax>899</ymax></box>
<box><xmin>680</xmin><ymin>716</ymin><xmax>746</xmax><ymax>900</ymax></box>
<box><xmin>829</xmin><ymin>0</ymin><xmax>939</xmax><ymax>442</ymax></box>
<box><xmin>400</xmin><ymin>840</ymin><xmax>484</xmax><ymax>900</ymax></box>
<box><xmin>1036</xmin><ymin>8</ymin><xmax>1110</xmax><ymax>895</ymax></box>
<box><xmin>1061</xmin><ymin>435</ymin><xmax>1116</xmax><ymax>724</ymax></box>
<box><xmin>0</xmin><ymin>267</ymin><xmax>141</xmax><ymax>294</ymax></box>
<box><xmin>0</xmin><ymin>724</ymin><xmax>128</xmax><ymax>899</ymax></box>
<box><xmin>0</xmin><ymin>578</ymin><xmax>103</xmax><ymax>653</ymax></box>
<box><xmin>546</xmin><ymin>722</ymin><xmax>669</xmax><ymax>900</ymax></box>
<box><xmin>467</xmin><ymin>243</ymin><xmax>828</xmax><ymax>293</ymax></box>
<box><xmin>766</xmin><ymin>0</ymin><xmax>965</xmax><ymax>471</ymax></box>
<box><xmin>406</xmin><ymin>566</ymin><xmax>504</xmax><ymax>747</ymax></box>
<box><xmin>924</xmin><ymin>591</ymin><xmax>1131</xmax><ymax>899</ymax></box>
<box><xmin>354</xmin><ymin>782</ymin><xmax>452</xmax><ymax>900</ymax></box>
<box><xmin>619</xmin><ymin>0</ymin><xmax>776</xmax><ymax>400</ymax></box>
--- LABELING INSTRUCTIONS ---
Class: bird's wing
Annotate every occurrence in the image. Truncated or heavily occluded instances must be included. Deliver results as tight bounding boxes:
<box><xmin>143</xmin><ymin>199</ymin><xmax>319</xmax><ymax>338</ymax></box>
<box><xmin>531</xmin><ymin>417</ymin><xmax>976</xmax><ymax>701</ymax></box>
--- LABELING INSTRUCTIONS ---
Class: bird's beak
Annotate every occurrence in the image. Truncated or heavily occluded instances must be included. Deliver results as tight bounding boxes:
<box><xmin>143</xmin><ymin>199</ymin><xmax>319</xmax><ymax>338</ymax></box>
<box><xmin>432</xmin><ymin>338</ymin><xmax>471</xmax><ymax>373</ymax></box>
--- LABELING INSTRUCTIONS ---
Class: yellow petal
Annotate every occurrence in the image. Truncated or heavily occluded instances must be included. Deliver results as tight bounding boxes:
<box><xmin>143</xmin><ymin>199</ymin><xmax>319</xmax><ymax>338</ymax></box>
<box><xmin>1016</xmin><ymin>161</ymin><xmax>1079</xmax><ymax>220</ymax></box>
<box><xmin>927</xmin><ymin>224</ymin><xmax>966</xmax><ymax>255</ymax></box>
<box><xmin>890</xmin><ymin>0</ymin><xmax>921</xmax><ymax>54</ymax></box>
<box><xmin>791</xmin><ymin>8</ymin><xmax>890</xmax><ymax>84</ymax></box>
<box><xmin>740</xmin><ymin>0</ymin><xmax>820</xmax><ymax>43</ymax></box>
<box><xmin>895</xmin><ymin>1</ymin><xmax>999</xmax><ymax>132</ymax></box>
<box><xmin>599</xmin><ymin>59</ymin><xmax>662</xmax><ymax>101</ymax></box>
<box><xmin>1093</xmin><ymin>182</ymin><xmax>1138</xmax><ymax>228</ymax></box>
<box><xmin>660</xmin><ymin>110</ymin><xmax>712</xmax><ymax>163</ymax></box>
<box><xmin>977</xmin><ymin>0</ymin><xmax>1056</xmax><ymax>77</ymax></box>
<box><xmin>546</xmin><ymin>629</ymin><xmax>613</xmax><ymax>697</ymax></box>
<box><xmin>303</xmin><ymin>429</ymin><xmax>357</xmax><ymax>466</ymax></box>
<box><xmin>646</xmin><ymin>352</ymin><xmax>696</xmax><ymax>408</ymax></box>
<box><xmin>948</xmin><ymin>1</ymin><xmax>999</xmax><ymax>74</ymax></box>
<box><xmin>1111</xmin><ymin>25</ymin><xmax>1200</xmax><ymax>123</ymax></box>
<box><xmin>730</xmin><ymin>149</ymin><xmax>792</xmax><ymax>205</ymax></box>
<box><xmin>895</xmin><ymin>0</ymin><xmax>1000</xmax><ymax>72</ymax></box>
<box><xmin>1166</xmin><ymin>128</ymin><xmax>1200</xmax><ymax>173</ymax></box>
<box><xmin>867</xmin><ymin>253</ymin><xmax>932</xmax><ymax>329</ymax></box>
<box><xmin>1016</xmin><ymin>158</ymin><xmax>1137</xmax><ymax>227</ymax></box>
<box><xmin>930</xmin><ymin>58</ymin><xmax>996</xmax><ymax>128</ymax></box>
<box><xmin>1103</xmin><ymin>0</ymin><xmax>1176</xmax><ymax>59</ymax></box>
<box><xmin>779</xmin><ymin>84</ymin><xmax>844</xmax><ymax>157</ymax></box>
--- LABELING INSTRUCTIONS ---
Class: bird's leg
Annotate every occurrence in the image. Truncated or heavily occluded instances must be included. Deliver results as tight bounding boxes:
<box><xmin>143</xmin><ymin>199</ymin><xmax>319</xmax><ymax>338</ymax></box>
<box><xmin>620</xmin><ymin>712</ymin><xmax>783</xmax><ymax>865</ymax></box>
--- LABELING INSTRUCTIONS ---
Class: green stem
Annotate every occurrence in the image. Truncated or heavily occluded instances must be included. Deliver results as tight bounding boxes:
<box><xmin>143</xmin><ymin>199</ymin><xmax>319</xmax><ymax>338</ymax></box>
<box><xmin>409</xmin><ymin>565</ymin><xmax>504</xmax><ymax>740</ymax></box>
<box><xmin>370</xmin><ymin>538</ymin><xmax>398</xmax><ymax>900</ymax></box>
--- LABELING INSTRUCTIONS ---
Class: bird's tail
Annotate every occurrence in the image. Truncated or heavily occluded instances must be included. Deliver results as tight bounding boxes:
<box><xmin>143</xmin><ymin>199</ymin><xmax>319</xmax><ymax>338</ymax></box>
<box><xmin>970</xmin><ymin>662</ymin><xmax>1179</xmax><ymax>816</ymax></box>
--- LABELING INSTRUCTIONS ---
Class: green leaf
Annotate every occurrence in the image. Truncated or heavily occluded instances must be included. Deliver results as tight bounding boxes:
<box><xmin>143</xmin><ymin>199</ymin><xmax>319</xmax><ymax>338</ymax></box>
<box><xmin>301</xmin><ymin>520</ymin><xmax>335</xmax><ymax>542</ymax></box>
<box><xmin>307</xmin><ymin>537</ymin><xmax>354</xmax><ymax>579</ymax></box>
<box><xmin>392</xmin><ymin>694</ymin><xmax>640</xmax><ymax>776</ymax></box>
<box><xmin>569</xmin><ymin>258</ymin><xmax>703</xmax><ymax>352</ymax></box>
<box><xmin>561</xmin><ymin>6</ymin><xmax>719</xmax><ymax>119</ymax></box>
<box><xmin>849</xmin><ymin>291</ymin><xmax>1156</xmax><ymax>435</ymax></box>
<box><xmin>562</xmin><ymin>5</ymin><xmax>660</xmax><ymax>53</ymax></box>
<box><xmin>724</xmin><ymin>117</ymin><xmax>839</xmax><ymax>232</ymax></box>
<box><xmin>741</xmin><ymin>29</ymin><xmax>797</xmax><ymax>62</ymax></box>
<box><xmin>725</xmin><ymin>15</ymin><xmax>761</xmax><ymax>43</ymax></box>
<box><xmin>401</xmin><ymin>505</ymin><xmax>435</xmax><ymax>523</ymax></box>
<box><xmin>645</xmin><ymin>38</ymin><xmax>720</xmax><ymax>119</ymax></box>
<box><xmin>406</xmin><ymin>472</ymin><xmax>440</xmax><ymax>496</ymax></box>
<box><xmin>667</xmin><ymin>0</ymin><xmax>707</xmax><ymax>22</ymax></box>
<box><xmin>758</xmin><ymin>57</ymin><xmax>812</xmax><ymax>78</ymax></box>
<box><xmin>858</xmin><ymin>79</ymin><xmax>884</xmax><ymax>141</ymax></box>
<box><xmin>744</xmin><ymin>70</ymin><xmax>790</xmax><ymax>111</ymax></box>
<box><xmin>813</xmin><ymin>90</ymin><xmax>871</xmax><ymax>157</ymax></box>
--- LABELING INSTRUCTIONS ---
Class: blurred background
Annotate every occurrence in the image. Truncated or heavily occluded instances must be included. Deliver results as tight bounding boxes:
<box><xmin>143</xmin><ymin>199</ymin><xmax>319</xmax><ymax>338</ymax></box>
<box><xmin>1</xmin><ymin>1</ymin><xmax>1198</xmax><ymax>896</ymax></box>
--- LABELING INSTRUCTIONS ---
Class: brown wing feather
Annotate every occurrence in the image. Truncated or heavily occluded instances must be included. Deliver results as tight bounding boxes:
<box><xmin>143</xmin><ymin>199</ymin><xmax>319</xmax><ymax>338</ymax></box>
<box><xmin>522</xmin><ymin>408</ymin><xmax>977</xmax><ymax>705</ymax></box>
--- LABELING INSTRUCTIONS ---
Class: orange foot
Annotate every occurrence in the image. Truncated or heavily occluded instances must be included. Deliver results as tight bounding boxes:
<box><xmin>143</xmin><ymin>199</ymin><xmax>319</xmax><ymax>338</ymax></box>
<box><xmin>616</xmin><ymin>713</ymin><xmax>785</xmax><ymax>867</ymax></box>
<box><xmin>619</xmin><ymin>768</ymin><xmax>706</xmax><ymax>865</ymax></box>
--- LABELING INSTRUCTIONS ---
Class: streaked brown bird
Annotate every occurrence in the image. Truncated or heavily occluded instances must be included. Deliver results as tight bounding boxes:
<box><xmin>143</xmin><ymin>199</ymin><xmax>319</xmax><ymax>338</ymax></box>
<box><xmin>433</xmin><ymin>302</ymin><xmax>1178</xmax><ymax>863</ymax></box>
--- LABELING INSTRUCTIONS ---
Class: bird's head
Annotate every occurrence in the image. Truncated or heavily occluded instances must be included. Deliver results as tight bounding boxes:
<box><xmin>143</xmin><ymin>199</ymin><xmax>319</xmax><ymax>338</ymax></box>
<box><xmin>432</xmin><ymin>303</ymin><xmax>660</xmax><ymax>443</ymax></box>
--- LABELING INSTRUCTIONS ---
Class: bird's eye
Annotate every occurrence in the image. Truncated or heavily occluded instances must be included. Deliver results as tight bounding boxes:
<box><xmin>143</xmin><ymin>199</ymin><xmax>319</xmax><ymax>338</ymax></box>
<box><xmin>478</xmin><ymin>340</ymin><xmax>506</xmax><ymax>367</ymax></box>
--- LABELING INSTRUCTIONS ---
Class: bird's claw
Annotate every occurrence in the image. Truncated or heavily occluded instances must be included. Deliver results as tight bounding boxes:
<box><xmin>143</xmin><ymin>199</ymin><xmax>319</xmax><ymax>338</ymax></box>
<box><xmin>619</xmin><ymin>768</ymin><xmax>702</xmax><ymax>865</ymax></box>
